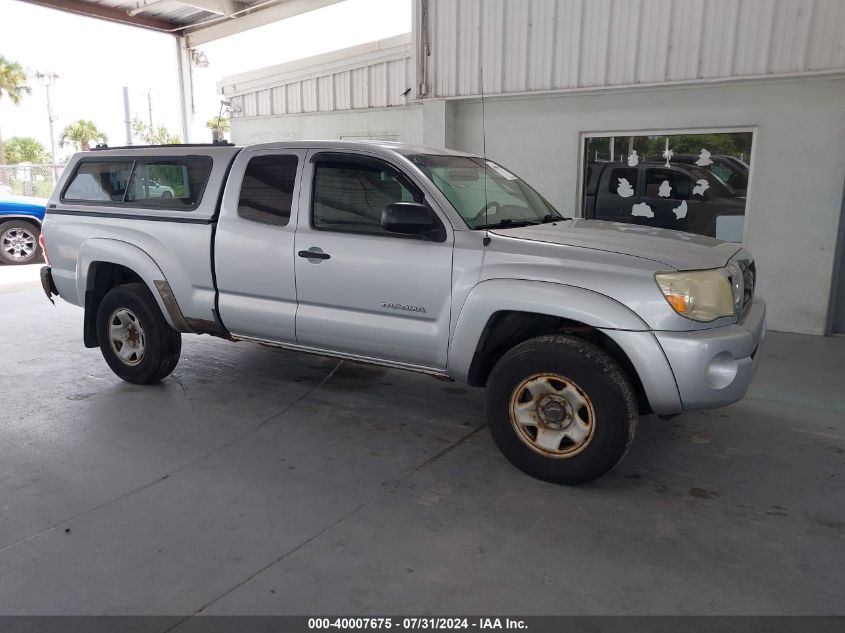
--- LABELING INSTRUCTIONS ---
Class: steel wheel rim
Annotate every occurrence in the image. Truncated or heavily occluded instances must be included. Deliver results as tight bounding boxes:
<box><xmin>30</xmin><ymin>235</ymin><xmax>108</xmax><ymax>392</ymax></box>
<box><xmin>108</xmin><ymin>308</ymin><xmax>146</xmax><ymax>366</ymax></box>
<box><xmin>509</xmin><ymin>372</ymin><xmax>596</xmax><ymax>458</ymax></box>
<box><xmin>1</xmin><ymin>227</ymin><xmax>36</xmax><ymax>261</ymax></box>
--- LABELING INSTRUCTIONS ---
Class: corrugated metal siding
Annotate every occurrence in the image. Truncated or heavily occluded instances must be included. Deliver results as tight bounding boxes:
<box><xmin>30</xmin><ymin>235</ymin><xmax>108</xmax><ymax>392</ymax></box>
<box><xmin>225</xmin><ymin>37</ymin><xmax>412</xmax><ymax>119</ymax></box>
<box><xmin>423</xmin><ymin>0</ymin><xmax>845</xmax><ymax>98</ymax></box>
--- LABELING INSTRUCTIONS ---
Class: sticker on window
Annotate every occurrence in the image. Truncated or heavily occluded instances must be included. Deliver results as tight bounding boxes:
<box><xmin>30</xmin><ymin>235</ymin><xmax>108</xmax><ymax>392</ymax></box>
<box><xmin>486</xmin><ymin>161</ymin><xmax>518</xmax><ymax>181</ymax></box>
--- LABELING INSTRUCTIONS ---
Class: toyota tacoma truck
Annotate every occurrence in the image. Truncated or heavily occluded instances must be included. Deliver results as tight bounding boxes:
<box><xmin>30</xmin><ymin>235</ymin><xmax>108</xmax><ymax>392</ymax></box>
<box><xmin>39</xmin><ymin>141</ymin><xmax>766</xmax><ymax>484</ymax></box>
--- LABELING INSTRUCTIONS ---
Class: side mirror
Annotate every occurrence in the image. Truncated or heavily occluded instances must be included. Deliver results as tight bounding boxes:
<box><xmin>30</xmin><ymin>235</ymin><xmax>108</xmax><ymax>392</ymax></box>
<box><xmin>381</xmin><ymin>202</ymin><xmax>442</xmax><ymax>239</ymax></box>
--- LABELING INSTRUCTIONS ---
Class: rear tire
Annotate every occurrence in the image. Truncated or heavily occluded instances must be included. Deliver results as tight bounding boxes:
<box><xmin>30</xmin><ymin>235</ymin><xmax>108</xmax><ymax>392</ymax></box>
<box><xmin>0</xmin><ymin>220</ymin><xmax>41</xmax><ymax>265</ymax></box>
<box><xmin>96</xmin><ymin>283</ymin><xmax>181</xmax><ymax>384</ymax></box>
<box><xmin>486</xmin><ymin>334</ymin><xmax>638</xmax><ymax>485</ymax></box>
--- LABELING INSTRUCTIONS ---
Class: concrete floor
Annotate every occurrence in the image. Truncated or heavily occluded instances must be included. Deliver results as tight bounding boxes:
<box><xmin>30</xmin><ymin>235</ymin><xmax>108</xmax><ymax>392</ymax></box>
<box><xmin>0</xmin><ymin>264</ymin><xmax>843</xmax><ymax>616</ymax></box>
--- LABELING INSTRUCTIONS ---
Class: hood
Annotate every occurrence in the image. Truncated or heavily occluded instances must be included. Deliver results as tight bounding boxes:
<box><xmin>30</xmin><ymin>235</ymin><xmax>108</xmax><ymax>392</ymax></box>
<box><xmin>491</xmin><ymin>219</ymin><xmax>741</xmax><ymax>270</ymax></box>
<box><xmin>0</xmin><ymin>190</ymin><xmax>49</xmax><ymax>206</ymax></box>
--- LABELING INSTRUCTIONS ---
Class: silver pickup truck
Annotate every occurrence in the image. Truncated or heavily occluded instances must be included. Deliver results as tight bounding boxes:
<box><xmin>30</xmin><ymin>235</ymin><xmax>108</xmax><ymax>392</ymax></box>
<box><xmin>39</xmin><ymin>141</ymin><xmax>766</xmax><ymax>484</ymax></box>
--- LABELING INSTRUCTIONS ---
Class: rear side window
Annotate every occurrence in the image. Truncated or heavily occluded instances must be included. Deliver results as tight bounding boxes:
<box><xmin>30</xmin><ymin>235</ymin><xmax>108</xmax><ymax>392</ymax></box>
<box><xmin>62</xmin><ymin>157</ymin><xmax>212</xmax><ymax>209</ymax></box>
<box><xmin>126</xmin><ymin>159</ymin><xmax>212</xmax><ymax>208</ymax></box>
<box><xmin>63</xmin><ymin>161</ymin><xmax>133</xmax><ymax>202</ymax></box>
<box><xmin>237</xmin><ymin>155</ymin><xmax>299</xmax><ymax>226</ymax></box>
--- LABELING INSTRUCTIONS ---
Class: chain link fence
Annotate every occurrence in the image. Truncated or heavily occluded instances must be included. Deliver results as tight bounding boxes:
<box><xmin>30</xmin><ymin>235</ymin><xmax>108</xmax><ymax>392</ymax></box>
<box><xmin>0</xmin><ymin>164</ymin><xmax>65</xmax><ymax>199</ymax></box>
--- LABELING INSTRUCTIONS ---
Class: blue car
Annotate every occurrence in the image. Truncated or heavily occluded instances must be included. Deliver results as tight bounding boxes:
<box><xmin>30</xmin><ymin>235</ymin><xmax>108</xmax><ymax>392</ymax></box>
<box><xmin>0</xmin><ymin>184</ymin><xmax>47</xmax><ymax>265</ymax></box>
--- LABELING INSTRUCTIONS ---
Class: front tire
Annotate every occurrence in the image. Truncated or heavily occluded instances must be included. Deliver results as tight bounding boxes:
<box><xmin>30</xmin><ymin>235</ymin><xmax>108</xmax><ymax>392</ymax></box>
<box><xmin>486</xmin><ymin>335</ymin><xmax>638</xmax><ymax>485</ymax></box>
<box><xmin>96</xmin><ymin>283</ymin><xmax>181</xmax><ymax>384</ymax></box>
<box><xmin>0</xmin><ymin>220</ymin><xmax>41</xmax><ymax>265</ymax></box>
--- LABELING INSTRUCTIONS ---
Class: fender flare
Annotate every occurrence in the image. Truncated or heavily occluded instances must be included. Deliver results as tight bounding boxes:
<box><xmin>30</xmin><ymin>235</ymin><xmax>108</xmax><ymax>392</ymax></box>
<box><xmin>447</xmin><ymin>279</ymin><xmax>682</xmax><ymax>414</ymax></box>
<box><xmin>0</xmin><ymin>214</ymin><xmax>43</xmax><ymax>227</ymax></box>
<box><xmin>76</xmin><ymin>238</ymin><xmax>179</xmax><ymax>330</ymax></box>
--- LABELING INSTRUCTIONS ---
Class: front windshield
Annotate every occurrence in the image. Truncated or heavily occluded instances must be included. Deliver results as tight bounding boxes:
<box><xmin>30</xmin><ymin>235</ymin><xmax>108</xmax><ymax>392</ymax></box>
<box><xmin>410</xmin><ymin>154</ymin><xmax>563</xmax><ymax>229</ymax></box>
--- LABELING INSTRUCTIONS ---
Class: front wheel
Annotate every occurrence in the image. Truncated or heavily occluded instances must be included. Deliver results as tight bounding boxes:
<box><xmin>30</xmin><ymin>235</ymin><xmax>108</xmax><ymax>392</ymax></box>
<box><xmin>486</xmin><ymin>335</ymin><xmax>638</xmax><ymax>485</ymax></box>
<box><xmin>0</xmin><ymin>220</ymin><xmax>41</xmax><ymax>265</ymax></box>
<box><xmin>96</xmin><ymin>283</ymin><xmax>181</xmax><ymax>384</ymax></box>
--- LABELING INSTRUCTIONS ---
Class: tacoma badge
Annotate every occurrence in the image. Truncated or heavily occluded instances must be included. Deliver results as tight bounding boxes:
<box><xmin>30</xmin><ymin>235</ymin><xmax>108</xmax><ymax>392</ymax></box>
<box><xmin>380</xmin><ymin>301</ymin><xmax>426</xmax><ymax>314</ymax></box>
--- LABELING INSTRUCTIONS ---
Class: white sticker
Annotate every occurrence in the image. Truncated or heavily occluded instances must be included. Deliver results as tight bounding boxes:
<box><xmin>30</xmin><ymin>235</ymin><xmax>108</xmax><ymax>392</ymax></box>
<box><xmin>692</xmin><ymin>178</ymin><xmax>710</xmax><ymax>196</ymax></box>
<box><xmin>632</xmin><ymin>202</ymin><xmax>654</xmax><ymax>218</ymax></box>
<box><xmin>486</xmin><ymin>161</ymin><xmax>518</xmax><ymax>181</ymax></box>
<box><xmin>617</xmin><ymin>177</ymin><xmax>635</xmax><ymax>198</ymax></box>
<box><xmin>673</xmin><ymin>200</ymin><xmax>688</xmax><ymax>219</ymax></box>
<box><xmin>696</xmin><ymin>148</ymin><xmax>713</xmax><ymax>166</ymax></box>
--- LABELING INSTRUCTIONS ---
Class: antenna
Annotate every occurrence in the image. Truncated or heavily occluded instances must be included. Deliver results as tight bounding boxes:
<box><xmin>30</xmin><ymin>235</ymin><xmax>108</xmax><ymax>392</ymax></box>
<box><xmin>479</xmin><ymin>61</ymin><xmax>491</xmax><ymax>247</ymax></box>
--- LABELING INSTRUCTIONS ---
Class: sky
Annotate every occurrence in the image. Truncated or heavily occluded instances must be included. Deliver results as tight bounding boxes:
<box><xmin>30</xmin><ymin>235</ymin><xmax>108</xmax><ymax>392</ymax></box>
<box><xmin>0</xmin><ymin>0</ymin><xmax>411</xmax><ymax>162</ymax></box>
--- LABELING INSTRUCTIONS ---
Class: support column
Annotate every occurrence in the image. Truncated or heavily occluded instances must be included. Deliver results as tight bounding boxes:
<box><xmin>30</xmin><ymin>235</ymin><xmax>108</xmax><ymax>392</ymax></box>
<box><xmin>421</xmin><ymin>99</ymin><xmax>455</xmax><ymax>150</ymax></box>
<box><xmin>175</xmin><ymin>36</ymin><xmax>195</xmax><ymax>143</ymax></box>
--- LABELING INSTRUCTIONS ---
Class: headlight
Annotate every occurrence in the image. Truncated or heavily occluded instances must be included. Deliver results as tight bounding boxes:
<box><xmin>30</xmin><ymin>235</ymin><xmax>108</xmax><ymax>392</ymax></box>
<box><xmin>655</xmin><ymin>269</ymin><xmax>735</xmax><ymax>322</ymax></box>
<box><xmin>725</xmin><ymin>260</ymin><xmax>744</xmax><ymax>314</ymax></box>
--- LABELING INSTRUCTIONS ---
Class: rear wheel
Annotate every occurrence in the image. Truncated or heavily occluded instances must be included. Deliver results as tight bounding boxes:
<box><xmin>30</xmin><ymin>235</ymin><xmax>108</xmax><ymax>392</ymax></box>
<box><xmin>486</xmin><ymin>334</ymin><xmax>638</xmax><ymax>484</ymax></box>
<box><xmin>96</xmin><ymin>283</ymin><xmax>181</xmax><ymax>384</ymax></box>
<box><xmin>0</xmin><ymin>220</ymin><xmax>41</xmax><ymax>265</ymax></box>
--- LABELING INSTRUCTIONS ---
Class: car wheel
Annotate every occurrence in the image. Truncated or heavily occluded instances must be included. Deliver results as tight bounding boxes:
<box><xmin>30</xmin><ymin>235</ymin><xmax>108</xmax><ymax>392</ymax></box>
<box><xmin>486</xmin><ymin>334</ymin><xmax>638</xmax><ymax>484</ymax></box>
<box><xmin>96</xmin><ymin>282</ymin><xmax>181</xmax><ymax>384</ymax></box>
<box><xmin>0</xmin><ymin>220</ymin><xmax>41</xmax><ymax>265</ymax></box>
<box><xmin>161</xmin><ymin>191</ymin><xmax>172</xmax><ymax>198</ymax></box>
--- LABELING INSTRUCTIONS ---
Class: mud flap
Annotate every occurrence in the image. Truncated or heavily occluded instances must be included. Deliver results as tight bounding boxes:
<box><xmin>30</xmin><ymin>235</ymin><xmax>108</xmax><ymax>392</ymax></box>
<box><xmin>40</xmin><ymin>266</ymin><xmax>58</xmax><ymax>305</ymax></box>
<box><xmin>83</xmin><ymin>290</ymin><xmax>98</xmax><ymax>348</ymax></box>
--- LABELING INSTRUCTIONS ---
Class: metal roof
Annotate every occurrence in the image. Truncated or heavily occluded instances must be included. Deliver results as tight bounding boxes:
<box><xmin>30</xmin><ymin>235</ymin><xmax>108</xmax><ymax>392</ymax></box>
<box><xmin>19</xmin><ymin>0</ymin><xmax>343</xmax><ymax>44</ymax></box>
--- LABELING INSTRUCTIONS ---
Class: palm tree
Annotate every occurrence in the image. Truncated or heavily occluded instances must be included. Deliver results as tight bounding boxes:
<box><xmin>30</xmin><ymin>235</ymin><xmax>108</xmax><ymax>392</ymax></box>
<box><xmin>0</xmin><ymin>55</ymin><xmax>32</xmax><ymax>165</ymax></box>
<box><xmin>60</xmin><ymin>120</ymin><xmax>107</xmax><ymax>151</ymax></box>
<box><xmin>3</xmin><ymin>136</ymin><xmax>50</xmax><ymax>164</ymax></box>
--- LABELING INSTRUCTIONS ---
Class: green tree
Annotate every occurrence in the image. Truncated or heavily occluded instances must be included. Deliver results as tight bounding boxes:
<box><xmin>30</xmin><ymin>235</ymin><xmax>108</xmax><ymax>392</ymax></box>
<box><xmin>639</xmin><ymin>133</ymin><xmax>752</xmax><ymax>159</ymax></box>
<box><xmin>0</xmin><ymin>55</ymin><xmax>32</xmax><ymax>165</ymax></box>
<box><xmin>3</xmin><ymin>136</ymin><xmax>50</xmax><ymax>164</ymax></box>
<box><xmin>132</xmin><ymin>116</ymin><xmax>180</xmax><ymax>145</ymax></box>
<box><xmin>60</xmin><ymin>119</ymin><xmax>108</xmax><ymax>151</ymax></box>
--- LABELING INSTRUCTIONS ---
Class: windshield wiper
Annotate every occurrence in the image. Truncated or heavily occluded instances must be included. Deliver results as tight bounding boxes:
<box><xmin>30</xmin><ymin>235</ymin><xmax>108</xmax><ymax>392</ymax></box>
<box><xmin>474</xmin><ymin>218</ymin><xmax>540</xmax><ymax>230</ymax></box>
<box><xmin>539</xmin><ymin>213</ymin><xmax>571</xmax><ymax>223</ymax></box>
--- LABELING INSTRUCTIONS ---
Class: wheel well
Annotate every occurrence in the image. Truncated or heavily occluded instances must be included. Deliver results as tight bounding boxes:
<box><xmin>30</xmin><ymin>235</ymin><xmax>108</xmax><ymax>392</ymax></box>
<box><xmin>83</xmin><ymin>262</ymin><xmax>145</xmax><ymax>348</ymax></box>
<box><xmin>0</xmin><ymin>216</ymin><xmax>41</xmax><ymax>228</ymax></box>
<box><xmin>466</xmin><ymin>310</ymin><xmax>652</xmax><ymax>414</ymax></box>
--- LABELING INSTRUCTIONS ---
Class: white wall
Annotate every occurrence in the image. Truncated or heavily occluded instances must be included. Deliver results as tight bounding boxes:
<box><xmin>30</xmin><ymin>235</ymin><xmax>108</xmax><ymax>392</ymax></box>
<box><xmin>450</xmin><ymin>76</ymin><xmax>845</xmax><ymax>335</ymax></box>
<box><xmin>420</xmin><ymin>0</ymin><xmax>845</xmax><ymax>98</ymax></box>
<box><xmin>231</xmin><ymin>105</ymin><xmax>424</xmax><ymax>145</ymax></box>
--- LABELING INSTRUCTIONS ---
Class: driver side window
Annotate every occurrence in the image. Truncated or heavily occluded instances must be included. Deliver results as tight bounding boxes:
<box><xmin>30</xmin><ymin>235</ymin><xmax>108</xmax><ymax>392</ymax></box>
<box><xmin>312</xmin><ymin>160</ymin><xmax>420</xmax><ymax>236</ymax></box>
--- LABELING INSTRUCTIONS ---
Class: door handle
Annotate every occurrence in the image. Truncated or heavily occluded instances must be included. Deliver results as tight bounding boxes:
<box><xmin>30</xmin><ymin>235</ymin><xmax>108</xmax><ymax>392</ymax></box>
<box><xmin>298</xmin><ymin>250</ymin><xmax>331</xmax><ymax>260</ymax></box>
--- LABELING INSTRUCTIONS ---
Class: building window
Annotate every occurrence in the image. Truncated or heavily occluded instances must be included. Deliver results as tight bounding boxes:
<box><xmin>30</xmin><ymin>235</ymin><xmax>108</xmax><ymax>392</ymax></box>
<box><xmin>238</xmin><ymin>155</ymin><xmax>299</xmax><ymax>226</ymax></box>
<box><xmin>582</xmin><ymin>131</ymin><xmax>753</xmax><ymax>242</ymax></box>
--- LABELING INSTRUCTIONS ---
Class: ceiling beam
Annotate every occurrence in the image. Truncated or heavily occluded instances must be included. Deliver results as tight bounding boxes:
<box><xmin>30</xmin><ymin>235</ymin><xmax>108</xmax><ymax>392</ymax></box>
<box><xmin>185</xmin><ymin>0</ymin><xmax>343</xmax><ymax>47</ymax></box>
<box><xmin>173</xmin><ymin>0</ymin><xmax>243</xmax><ymax>17</ymax></box>
<box><xmin>20</xmin><ymin>0</ymin><xmax>182</xmax><ymax>33</ymax></box>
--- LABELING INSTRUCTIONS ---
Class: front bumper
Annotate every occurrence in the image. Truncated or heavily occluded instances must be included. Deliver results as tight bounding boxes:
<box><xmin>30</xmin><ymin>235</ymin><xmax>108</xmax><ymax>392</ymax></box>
<box><xmin>655</xmin><ymin>298</ymin><xmax>766</xmax><ymax>411</ymax></box>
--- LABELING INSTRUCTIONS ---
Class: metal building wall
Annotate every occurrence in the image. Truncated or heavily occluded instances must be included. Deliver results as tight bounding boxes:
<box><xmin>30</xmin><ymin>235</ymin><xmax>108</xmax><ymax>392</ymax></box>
<box><xmin>222</xmin><ymin>35</ymin><xmax>413</xmax><ymax>119</ymax></box>
<box><xmin>420</xmin><ymin>0</ymin><xmax>845</xmax><ymax>98</ymax></box>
